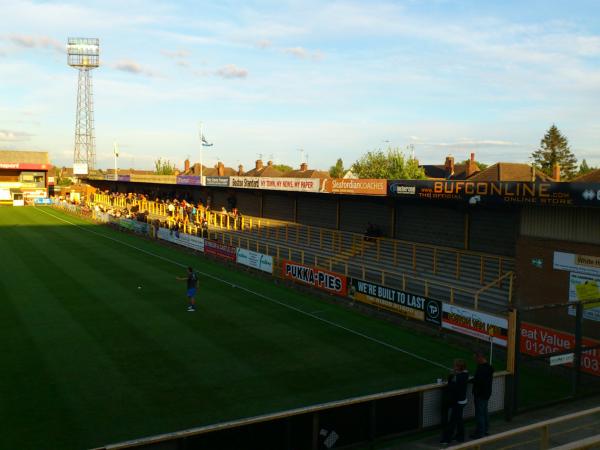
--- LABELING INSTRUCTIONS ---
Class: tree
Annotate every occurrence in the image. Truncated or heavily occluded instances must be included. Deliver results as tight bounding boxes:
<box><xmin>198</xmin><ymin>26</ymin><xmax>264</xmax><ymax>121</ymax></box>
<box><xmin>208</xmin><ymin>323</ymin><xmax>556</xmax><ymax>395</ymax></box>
<box><xmin>329</xmin><ymin>158</ymin><xmax>345</xmax><ymax>178</ymax></box>
<box><xmin>578</xmin><ymin>159</ymin><xmax>597</xmax><ymax>176</ymax></box>
<box><xmin>272</xmin><ymin>164</ymin><xmax>293</xmax><ymax>173</ymax></box>
<box><xmin>154</xmin><ymin>158</ymin><xmax>176</xmax><ymax>175</ymax></box>
<box><xmin>531</xmin><ymin>125</ymin><xmax>578</xmax><ymax>179</ymax></box>
<box><xmin>351</xmin><ymin>148</ymin><xmax>426</xmax><ymax>179</ymax></box>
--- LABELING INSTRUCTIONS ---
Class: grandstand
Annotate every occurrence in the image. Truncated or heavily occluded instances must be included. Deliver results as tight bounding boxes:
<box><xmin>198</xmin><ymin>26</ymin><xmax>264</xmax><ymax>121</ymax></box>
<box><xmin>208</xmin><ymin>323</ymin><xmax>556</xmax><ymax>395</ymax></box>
<box><xmin>0</xmin><ymin>150</ymin><xmax>53</xmax><ymax>205</ymax></box>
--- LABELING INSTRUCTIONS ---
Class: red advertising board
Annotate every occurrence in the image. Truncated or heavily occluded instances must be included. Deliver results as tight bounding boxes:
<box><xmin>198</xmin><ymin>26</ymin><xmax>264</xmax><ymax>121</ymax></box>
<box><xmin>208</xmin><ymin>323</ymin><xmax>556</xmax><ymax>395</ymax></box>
<box><xmin>281</xmin><ymin>260</ymin><xmax>347</xmax><ymax>296</ymax></box>
<box><xmin>204</xmin><ymin>240</ymin><xmax>236</xmax><ymax>261</ymax></box>
<box><xmin>520</xmin><ymin>322</ymin><xmax>600</xmax><ymax>376</ymax></box>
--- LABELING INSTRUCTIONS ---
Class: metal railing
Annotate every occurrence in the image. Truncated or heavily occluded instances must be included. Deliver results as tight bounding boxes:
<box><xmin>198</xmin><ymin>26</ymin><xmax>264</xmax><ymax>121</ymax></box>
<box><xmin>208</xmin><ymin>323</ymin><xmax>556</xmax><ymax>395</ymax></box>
<box><xmin>91</xmin><ymin>194</ymin><xmax>514</xmax><ymax>309</ymax></box>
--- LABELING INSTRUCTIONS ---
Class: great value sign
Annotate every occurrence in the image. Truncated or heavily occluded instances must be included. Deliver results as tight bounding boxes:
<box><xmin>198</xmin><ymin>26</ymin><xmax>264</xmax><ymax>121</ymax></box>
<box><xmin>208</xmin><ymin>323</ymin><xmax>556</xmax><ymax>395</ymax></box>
<box><xmin>236</xmin><ymin>248</ymin><xmax>273</xmax><ymax>273</ymax></box>
<box><xmin>520</xmin><ymin>322</ymin><xmax>600</xmax><ymax>376</ymax></box>
<box><xmin>282</xmin><ymin>260</ymin><xmax>347</xmax><ymax>296</ymax></box>
<box><xmin>230</xmin><ymin>176</ymin><xmax>320</xmax><ymax>192</ymax></box>
<box><xmin>321</xmin><ymin>179</ymin><xmax>387</xmax><ymax>196</ymax></box>
<box><xmin>442</xmin><ymin>304</ymin><xmax>508</xmax><ymax>347</ymax></box>
<box><xmin>205</xmin><ymin>240</ymin><xmax>236</xmax><ymax>261</ymax></box>
<box><xmin>348</xmin><ymin>278</ymin><xmax>441</xmax><ymax>325</ymax></box>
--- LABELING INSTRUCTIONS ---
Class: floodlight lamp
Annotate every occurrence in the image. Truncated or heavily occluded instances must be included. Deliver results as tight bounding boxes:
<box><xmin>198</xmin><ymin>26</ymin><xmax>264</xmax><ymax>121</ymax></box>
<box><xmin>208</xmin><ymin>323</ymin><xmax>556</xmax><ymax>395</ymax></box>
<box><xmin>67</xmin><ymin>37</ymin><xmax>100</xmax><ymax>68</ymax></box>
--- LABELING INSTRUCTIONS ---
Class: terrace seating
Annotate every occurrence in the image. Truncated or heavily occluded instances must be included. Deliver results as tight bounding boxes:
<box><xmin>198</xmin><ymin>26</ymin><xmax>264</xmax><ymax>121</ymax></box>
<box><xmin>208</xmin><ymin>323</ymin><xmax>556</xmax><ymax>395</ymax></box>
<box><xmin>91</xmin><ymin>193</ymin><xmax>513</xmax><ymax>313</ymax></box>
<box><xmin>203</xmin><ymin>212</ymin><xmax>514</xmax><ymax>313</ymax></box>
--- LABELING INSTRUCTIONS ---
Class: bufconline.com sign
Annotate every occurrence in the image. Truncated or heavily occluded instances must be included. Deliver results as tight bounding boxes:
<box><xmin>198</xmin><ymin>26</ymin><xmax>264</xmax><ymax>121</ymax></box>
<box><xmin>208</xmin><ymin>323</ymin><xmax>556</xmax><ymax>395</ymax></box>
<box><xmin>282</xmin><ymin>260</ymin><xmax>347</xmax><ymax>296</ymax></box>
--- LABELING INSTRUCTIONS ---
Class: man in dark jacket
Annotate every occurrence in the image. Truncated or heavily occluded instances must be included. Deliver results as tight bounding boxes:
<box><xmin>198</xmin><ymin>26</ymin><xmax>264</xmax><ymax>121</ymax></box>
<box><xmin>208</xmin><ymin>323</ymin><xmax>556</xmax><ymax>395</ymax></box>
<box><xmin>471</xmin><ymin>350</ymin><xmax>494</xmax><ymax>438</ymax></box>
<box><xmin>441</xmin><ymin>359</ymin><xmax>469</xmax><ymax>445</ymax></box>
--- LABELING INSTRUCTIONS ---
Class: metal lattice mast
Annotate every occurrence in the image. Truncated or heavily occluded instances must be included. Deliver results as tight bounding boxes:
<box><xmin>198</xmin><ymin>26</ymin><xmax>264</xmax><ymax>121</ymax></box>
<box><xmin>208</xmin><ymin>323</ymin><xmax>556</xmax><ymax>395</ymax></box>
<box><xmin>68</xmin><ymin>38</ymin><xmax>99</xmax><ymax>173</ymax></box>
<box><xmin>74</xmin><ymin>68</ymin><xmax>96</xmax><ymax>169</ymax></box>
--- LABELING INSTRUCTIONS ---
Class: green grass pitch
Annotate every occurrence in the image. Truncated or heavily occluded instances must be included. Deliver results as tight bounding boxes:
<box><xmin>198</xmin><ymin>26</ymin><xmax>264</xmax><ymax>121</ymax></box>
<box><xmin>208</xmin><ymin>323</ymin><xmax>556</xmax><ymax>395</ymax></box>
<box><xmin>0</xmin><ymin>206</ymin><xmax>558</xmax><ymax>449</ymax></box>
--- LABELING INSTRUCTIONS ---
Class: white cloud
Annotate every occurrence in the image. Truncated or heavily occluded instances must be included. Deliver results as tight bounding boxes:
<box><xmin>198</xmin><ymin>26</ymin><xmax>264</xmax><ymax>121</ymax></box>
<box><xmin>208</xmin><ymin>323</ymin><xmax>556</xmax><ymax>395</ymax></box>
<box><xmin>256</xmin><ymin>39</ymin><xmax>271</xmax><ymax>49</ymax></box>
<box><xmin>161</xmin><ymin>49</ymin><xmax>190</xmax><ymax>59</ymax></box>
<box><xmin>113</xmin><ymin>59</ymin><xmax>157</xmax><ymax>77</ymax></box>
<box><xmin>6</xmin><ymin>34</ymin><xmax>63</xmax><ymax>52</ymax></box>
<box><xmin>284</xmin><ymin>46</ymin><xmax>323</xmax><ymax>60</ymax></box>
<box><xmin>215</xmin><ymin>64</ymin><xmax>248</xmax><ymax>79</ymax></box>
<box><xmin>0</xmin><ymin>129</ymin><xmax>33</xmax><ymax>142</ymax></box>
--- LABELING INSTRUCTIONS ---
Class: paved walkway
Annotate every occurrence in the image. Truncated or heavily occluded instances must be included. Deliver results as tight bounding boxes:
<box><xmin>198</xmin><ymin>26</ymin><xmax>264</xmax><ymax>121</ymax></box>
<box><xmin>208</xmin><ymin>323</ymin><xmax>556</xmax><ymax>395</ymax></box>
<box><xmin>382</xmin><ymin>395</ymin><xmax>600</xmax><ymax>449</ymax></box>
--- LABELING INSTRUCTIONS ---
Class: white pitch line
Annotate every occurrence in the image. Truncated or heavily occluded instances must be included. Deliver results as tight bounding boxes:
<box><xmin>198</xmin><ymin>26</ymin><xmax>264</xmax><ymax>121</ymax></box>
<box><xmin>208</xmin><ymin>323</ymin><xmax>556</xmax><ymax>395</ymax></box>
<box><xmin>36</xmin><ymin>207</ymin><xmax>450</xmax><ymax>371</ymax></box>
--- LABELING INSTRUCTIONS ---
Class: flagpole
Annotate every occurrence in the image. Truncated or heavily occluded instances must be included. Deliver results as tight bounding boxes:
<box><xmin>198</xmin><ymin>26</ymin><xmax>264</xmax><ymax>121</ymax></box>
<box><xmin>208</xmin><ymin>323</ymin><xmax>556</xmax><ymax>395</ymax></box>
<box><xmin>199</xmin><ymin>121</ymin><xmax>203</xmax><ymax>184</ymax></box>
<box><xmin>113</xmin><ymin>141</ymin><xmax>118</xmax><ymax>181</ymax></box>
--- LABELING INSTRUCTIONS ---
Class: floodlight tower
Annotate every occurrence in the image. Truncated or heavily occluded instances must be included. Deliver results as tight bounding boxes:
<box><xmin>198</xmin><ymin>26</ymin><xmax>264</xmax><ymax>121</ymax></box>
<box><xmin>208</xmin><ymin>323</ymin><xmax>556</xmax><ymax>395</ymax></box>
<box><xmin>67</xmin><ymin>37</ymin><xmax>99</xmax><ymax>173</ymax></box>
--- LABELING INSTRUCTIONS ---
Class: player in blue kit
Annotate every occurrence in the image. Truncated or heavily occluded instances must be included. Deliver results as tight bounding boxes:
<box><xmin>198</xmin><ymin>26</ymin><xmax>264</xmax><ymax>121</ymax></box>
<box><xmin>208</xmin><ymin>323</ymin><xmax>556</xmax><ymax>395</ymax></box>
<box><xmin>176</xmin><ymin>266</ymin><xmax>198</xmax><ymax>312</ymax></box>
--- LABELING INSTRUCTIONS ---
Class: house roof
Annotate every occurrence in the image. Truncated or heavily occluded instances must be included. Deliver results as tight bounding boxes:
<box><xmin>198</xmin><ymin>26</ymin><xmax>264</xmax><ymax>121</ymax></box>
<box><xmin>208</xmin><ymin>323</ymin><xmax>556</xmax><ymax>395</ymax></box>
<box><xmin>244</xmin><ymin>165</ymin><xmax>285</xmax><ymax>177</ymax></box>
<box><xmin>422</xmin><ymin>163</ymin><xmax>476</xmax><ymax>180</ymax></box>
<box><xmin>285</xmin><ymin>169</ymin><xmax>330</xmax><ymax>178</ymax></box>
<box><xmin>572</xmin><ymin>169</ymin><xmax>600</xmax><ymax>183</ymax></box>
<box><xmin>0</xmin><ymin>150</ymin><xmax>49</xmax><ymax>165</ymax></box>
<box><xmin>467</xmin><ymin>163</ymin><xmax>555</xmax><ymax>182</ymax></box>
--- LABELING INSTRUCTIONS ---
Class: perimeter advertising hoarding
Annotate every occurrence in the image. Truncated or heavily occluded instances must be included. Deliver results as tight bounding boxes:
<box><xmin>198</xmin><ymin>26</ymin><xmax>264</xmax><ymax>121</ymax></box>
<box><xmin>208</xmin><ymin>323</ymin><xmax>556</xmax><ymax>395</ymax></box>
<box><xmin>230</xmin><ymin>176</ymin><xmax>320</xmax><ymax>192</ymax></box>
<box><xmin>176</xmin><ymin>175</ymin><xmax>202</xmax><ymax>186</ymax></box>
<box><xmin>157</xmin><ymin>227</ymin><xmax>205</xmax><ymax>252</ymax></box>
<box><xmin>520</xmin><ymin>322</ymin><xmax>600</xmax><ymax>376</ymax></box>
<box><xmin>388</xmin><ymin>180</ymin><xmax>600</xmax><ymax>207</ymax></box>
<box><xmin>205</xmin><ymin>176</ymin><xmax>230</xmax><ymax>187</ymax></box>
<box><xmin>0</xmin><ymin>163</ymin><xmax>51</xmax><ymax>170</ymax></box>
<box><xmin>321</xmin><ymin>179</ymin><xmax>387</xmax><ymax>196</ymax></box>
<box><xmin>205</xmin><ymin>240</ymin><xmax>236</xmax><ymax>261</ymax></box>
<box><xmin>236</xmin><ymin>248</ymin><xmax>273</xmax><ymax>273</ymax></box>
<box><xmin>441</xmin><ymin>304</ymin><xmax>508</xmax><ymax>347</ymax></box>
<box><xmin>348</xmin><ymin>278</ymin><xmax>442</xmax><ymax>325</ymax></box>
<box><xmin>282</xmin><ymin>260</ymin><xmax>347</xmax><ymax>296</ymax></box>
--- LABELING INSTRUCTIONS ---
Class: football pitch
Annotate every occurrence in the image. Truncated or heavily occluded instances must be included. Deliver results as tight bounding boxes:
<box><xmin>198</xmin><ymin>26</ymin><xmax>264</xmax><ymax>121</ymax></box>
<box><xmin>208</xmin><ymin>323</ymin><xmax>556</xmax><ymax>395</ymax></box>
<box><xmin>1</xmin><ymin>206</ymin><xmax>484</xmax><ymax>449</ymax></box>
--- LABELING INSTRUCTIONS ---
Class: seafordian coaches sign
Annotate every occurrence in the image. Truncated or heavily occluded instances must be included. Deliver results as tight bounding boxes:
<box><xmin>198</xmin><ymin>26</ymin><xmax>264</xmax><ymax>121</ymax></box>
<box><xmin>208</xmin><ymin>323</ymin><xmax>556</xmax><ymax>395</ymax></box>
<box><xmin>442</xmin><ymin>304</ymin><xmax>508</xmax><ymax>347</ymax></box>
<box><xmin>282</xmin><ymin>260</ymin><xmax>347</xmax><ymax>296</ymax></box>
<box><xmin>348</xmin><ymin>278</ymin><xmax>441</xmax><ymax>325</ymax></box>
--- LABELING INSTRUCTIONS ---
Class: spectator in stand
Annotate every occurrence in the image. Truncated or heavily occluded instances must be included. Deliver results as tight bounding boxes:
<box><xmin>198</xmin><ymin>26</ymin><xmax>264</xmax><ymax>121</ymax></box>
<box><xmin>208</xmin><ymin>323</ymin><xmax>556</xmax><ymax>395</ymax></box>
<box><xmin>441</xmin><ymin>359</ymin><xmax>469</xmax><ymax>445</ymax></box>
<box><xmin>470</xmin><ymin>350</ymin><xmax>494</xmax><ymax>439</ymax></box>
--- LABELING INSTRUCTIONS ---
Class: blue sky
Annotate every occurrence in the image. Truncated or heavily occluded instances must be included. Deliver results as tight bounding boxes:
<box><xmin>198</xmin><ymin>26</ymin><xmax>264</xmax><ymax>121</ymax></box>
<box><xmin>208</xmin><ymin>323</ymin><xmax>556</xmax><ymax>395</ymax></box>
<box><xmin>1</xmin><ymin>0</ymin><xmax>599</xmax><ymax>170</ymax></box>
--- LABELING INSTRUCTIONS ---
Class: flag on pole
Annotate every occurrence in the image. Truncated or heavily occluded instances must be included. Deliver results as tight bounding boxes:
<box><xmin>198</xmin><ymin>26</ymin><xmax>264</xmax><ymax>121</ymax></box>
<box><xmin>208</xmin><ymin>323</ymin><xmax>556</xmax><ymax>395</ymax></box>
<box><xmin>201</xmin><ymin>135</ymin><xmax>213</xmax><ymax>147</ymax></box>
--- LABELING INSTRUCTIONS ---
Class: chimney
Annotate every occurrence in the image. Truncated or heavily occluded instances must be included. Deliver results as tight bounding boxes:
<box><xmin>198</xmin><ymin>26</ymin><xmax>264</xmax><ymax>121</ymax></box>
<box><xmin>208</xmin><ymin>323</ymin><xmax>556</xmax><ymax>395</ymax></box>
<box><xmin>552</xmin><ymin>162</ymin><xmax>560</xmax><ymax>181</ymax></box>
<box><xmin>300</xmin><ymin>162</ymin><xmax>308</xmax><ymax>172</ymax></box>
<box><xmin>255</xmin><ymin>159</ymin><xmax>263</xmax><ymax>171</ymax></box>
<box><xmin>238</xmin><ymin>164</ymin><xmax>244</xmax><ymax>176</ymax></box>
<box><xmin>444</xmin><ymin>155</ymin><xmax>455</xmax><ymax>178</ymax></box>
<box><xmin>466</xmin><ymin>152</ymin><xmax>478</xmax><ymax>177</ymax></box>
<box><xmin>184</xmin><ymin>158</ymin><xmax>190</xmax><ymax>172</ymax></box>
<box><xmin>267</xmin><ymin>160</ymin><xmax>273</xmax><ymax>167</ymax></box>
<box><xmin>217</xmin><ymin>161</ymin><xmax>225</xmax><ymax>177</ymax></box>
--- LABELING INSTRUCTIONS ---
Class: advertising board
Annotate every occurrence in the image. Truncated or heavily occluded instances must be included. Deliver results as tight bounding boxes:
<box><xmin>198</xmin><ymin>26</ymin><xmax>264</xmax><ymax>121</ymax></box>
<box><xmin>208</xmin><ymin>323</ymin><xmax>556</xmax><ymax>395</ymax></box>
<box><xmin>157</xmin><ymin>227</ymin><xmax>205</xmax><ymax>252</ymax></box>
<box><xmin>205</xmin><ymin>176</ymin><xmax>230</xmax><ymax>187</ymax></box>
<box><xmin>205</xmin><ymin>240</ymin><xmax>236</xmax><ymax>261</ymax></box>
<box><xmin>348</xmin><ymin>278</ymin><xmax>441</xmax><ymax>325</ymax></box>
<box><xmin>321</xmin><ymin>179</ymin><xmax>387</xmax><ymax>196</ymax></box>
<box><xmin>282</xmin><ymin>260</ymin><xmax>347</xmax><ymax>296</ymax></box>
<box><xmin>230</xmin><ymin>176</ymin><xmax>320</xmax><ymax>192</ymax></box>
<box><xmin>176</xmin><ymin>175</ymin><xmax>202</xmax><ymax>186</ymax></box>
<box><xmin>236</xmin><ymin>248</ymin><xmax>273</xmax><ymax>273</ymax></box>
<box><xmin>73</xmin><ymin>163</ymin><xmax>88</xmax><ymax>175</ymax></box>
<box><xmin>388</xmin><ymin>180</ymin><xmax>600</xmax><ymax>207</ymax></box>
<box><xmin>520</xmin><ymin>322</ymin><xmax>600</xmax><ymax>376</ymax></box>
<box><xmin>441</xmin><ymin>304</ymin><xmax>508</xmax><ymax>347</ymax></box>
